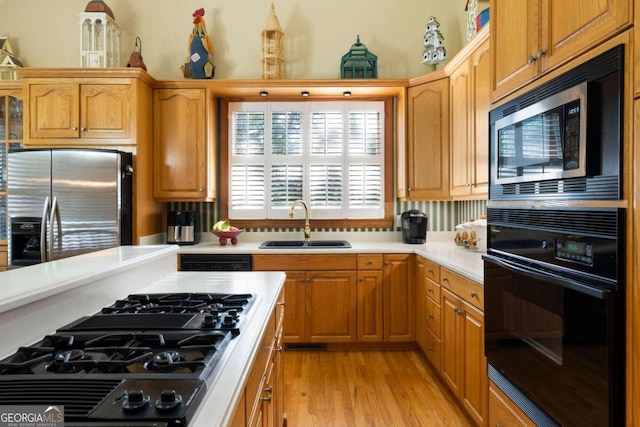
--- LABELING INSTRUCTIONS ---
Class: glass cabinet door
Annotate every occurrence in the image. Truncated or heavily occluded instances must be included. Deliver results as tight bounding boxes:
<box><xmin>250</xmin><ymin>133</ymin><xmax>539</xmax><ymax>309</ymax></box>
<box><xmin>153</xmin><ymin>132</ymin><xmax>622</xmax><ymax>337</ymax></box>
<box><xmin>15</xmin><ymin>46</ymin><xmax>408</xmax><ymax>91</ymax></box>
<box><xmin>0</xmin><ymin>93</ymin><xmax>24</xmax><ymax>242</ymax></box>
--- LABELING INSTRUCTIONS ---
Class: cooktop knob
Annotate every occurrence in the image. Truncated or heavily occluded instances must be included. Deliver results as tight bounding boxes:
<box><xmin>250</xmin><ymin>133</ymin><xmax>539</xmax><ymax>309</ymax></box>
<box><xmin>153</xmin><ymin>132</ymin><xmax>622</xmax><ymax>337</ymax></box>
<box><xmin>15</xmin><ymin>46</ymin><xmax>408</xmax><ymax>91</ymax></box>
<box><xmin>222</xmin><ymin>314</ymin><xmax>235</xmax><ymax>326</ymax></box>
<box><xmin>155</xmin><ymin>389</ymin><xmax>183</xmax><ymax>411</ymax></box>
<box><xmin>122</xmin><ymin>390</ymin><xmax>150</xmax><ymax>412</ymax></box>
<box><xmin>201</xmin><ymin>314</ymin><xmax>216</xmax><ymax>328</ymax></box>
<box><xmin>228</xmin><ymin>309</ymin><xmax>238</xmax><ymax>319</ymax></box>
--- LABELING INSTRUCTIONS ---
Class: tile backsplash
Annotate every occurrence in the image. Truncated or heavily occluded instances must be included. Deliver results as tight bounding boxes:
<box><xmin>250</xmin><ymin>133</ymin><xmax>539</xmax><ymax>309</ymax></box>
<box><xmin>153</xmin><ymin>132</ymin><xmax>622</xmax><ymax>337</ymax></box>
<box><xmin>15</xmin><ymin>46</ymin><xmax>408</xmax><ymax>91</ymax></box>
<box><xmin>168</xmin><ymin>199</ymin><xmax>487</xmax><ymax>233</ymax></box>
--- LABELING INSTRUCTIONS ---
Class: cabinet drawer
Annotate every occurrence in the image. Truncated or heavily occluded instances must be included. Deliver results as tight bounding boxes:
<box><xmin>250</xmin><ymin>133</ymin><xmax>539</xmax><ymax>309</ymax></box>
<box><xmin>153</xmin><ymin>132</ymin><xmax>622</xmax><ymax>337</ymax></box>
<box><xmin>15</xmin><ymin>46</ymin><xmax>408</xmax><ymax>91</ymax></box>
<box><xmin>425</xmin><ymin>280</ymin><xmax>440</xmax><ymax>303</ymax></box>
<box><xmin>425</xmin><ymin>297</ymin><xmax>441</xmax><ymax>338</ymax></box>
<box><xmin>422</xmin><ymin>257</ymin><xmax>441</xmax><ymax>282</ymax></box>
<box><xmin>441</xmin><ymin>267</ymin><xmax>483</xmax><ymax>311</ymax></box>
<box><xmin>357</xmin><ymin>254</ymin><xmax>383</xmax><ymax>270</ymax></box>
<box><xmin>424</xmin><ymin>329</ymin><xmax>441</xmax><ymax>371</ymax></box>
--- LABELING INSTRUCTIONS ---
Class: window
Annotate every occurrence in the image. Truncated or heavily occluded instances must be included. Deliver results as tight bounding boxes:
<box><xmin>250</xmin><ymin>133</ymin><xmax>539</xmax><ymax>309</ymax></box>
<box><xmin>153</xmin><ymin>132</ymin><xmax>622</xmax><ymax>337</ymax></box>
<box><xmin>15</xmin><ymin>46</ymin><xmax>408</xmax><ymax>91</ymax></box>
<box><xmin>226</xmin><ymin>101</ymin><xmax>387</xmax><ymax>222</ymax></box>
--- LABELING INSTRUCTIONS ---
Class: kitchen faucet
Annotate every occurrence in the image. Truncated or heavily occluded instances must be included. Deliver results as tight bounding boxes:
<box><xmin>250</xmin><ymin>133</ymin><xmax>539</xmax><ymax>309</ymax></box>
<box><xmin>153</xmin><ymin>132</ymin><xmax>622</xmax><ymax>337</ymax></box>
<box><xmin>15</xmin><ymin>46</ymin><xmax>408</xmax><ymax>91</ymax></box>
<box><xmin>289</xmin><ymin>200</ymin><xmax>311</xmax><ymax>243</ymax></box>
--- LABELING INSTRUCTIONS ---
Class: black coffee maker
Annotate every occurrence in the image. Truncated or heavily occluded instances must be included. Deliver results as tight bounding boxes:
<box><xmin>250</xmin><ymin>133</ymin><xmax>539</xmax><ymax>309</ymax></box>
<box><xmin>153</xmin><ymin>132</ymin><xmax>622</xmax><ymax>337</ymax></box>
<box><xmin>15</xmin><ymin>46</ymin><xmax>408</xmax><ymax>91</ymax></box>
<box><xmin>401</xmin><ymin>210</ymin><xmax>428</xmax><ymax>244</ymax></box>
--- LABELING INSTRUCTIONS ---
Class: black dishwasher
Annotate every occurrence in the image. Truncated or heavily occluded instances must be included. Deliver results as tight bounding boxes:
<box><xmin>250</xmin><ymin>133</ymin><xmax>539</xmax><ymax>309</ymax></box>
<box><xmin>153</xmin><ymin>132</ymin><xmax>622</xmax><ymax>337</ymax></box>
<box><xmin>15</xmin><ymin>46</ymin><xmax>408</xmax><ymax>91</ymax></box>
<box><xmin>180</xmin><ymin>254</ymin><xmax>253</xmax><ymax>271</ymax></box>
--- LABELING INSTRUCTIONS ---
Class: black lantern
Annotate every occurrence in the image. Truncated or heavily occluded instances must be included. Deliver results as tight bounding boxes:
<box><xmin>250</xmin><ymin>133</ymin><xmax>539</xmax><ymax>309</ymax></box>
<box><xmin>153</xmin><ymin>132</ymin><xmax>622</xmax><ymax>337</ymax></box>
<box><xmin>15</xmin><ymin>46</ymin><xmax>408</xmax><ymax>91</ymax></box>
<box><xmin>340</xmin><ymin>35</ymin><xmax>378</xmax><ymax>79</ymax></box>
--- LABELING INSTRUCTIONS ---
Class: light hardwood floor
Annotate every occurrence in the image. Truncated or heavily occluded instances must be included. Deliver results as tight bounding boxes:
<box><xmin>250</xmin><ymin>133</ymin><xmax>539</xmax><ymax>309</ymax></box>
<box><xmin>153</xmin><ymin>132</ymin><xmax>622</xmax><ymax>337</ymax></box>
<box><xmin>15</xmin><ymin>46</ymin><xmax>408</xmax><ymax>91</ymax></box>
<box><xmin>284</xmin><ymin>350</ymin><xmax>475</xmax><ymax>426</ymax></box>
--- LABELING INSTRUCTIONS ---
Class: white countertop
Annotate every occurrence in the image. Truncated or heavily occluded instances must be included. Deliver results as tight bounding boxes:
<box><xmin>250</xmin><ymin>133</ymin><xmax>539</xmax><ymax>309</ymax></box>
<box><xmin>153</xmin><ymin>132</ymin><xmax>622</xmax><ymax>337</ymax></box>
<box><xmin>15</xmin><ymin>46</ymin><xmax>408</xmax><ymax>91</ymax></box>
<box><xmin>180</xmin><ymin>231</ymin><xmax>484</xmax><ymax>284</ymax></box>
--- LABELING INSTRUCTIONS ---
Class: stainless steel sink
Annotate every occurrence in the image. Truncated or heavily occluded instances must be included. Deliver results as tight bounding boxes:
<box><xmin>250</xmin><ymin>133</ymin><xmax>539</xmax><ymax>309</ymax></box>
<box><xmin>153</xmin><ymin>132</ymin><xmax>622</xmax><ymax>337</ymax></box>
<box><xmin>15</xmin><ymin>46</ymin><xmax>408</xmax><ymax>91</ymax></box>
<box><xmin>258</xmin><ymin>240</ymin><xmax>351</xmax><ymax>249</ymax></box>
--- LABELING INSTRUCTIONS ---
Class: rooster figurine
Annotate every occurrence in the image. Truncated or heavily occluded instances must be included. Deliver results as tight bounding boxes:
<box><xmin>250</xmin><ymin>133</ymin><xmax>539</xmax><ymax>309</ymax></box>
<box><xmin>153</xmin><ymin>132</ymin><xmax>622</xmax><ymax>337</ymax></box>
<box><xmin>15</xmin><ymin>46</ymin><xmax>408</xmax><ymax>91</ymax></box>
<box><xmin>187</xmin><ymin>8</ymin><xmax>215</xmax><ymax>79</ymax></box>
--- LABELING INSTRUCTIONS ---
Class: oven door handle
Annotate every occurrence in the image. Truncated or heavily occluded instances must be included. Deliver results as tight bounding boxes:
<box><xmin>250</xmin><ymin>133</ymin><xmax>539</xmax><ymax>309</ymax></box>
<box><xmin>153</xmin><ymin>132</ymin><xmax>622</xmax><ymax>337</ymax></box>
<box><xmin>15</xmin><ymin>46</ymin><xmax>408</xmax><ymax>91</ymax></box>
<box><xmin>483</xmin><ymin>254</ymin><xmax>610</xmax><ymax>300</ymax></box>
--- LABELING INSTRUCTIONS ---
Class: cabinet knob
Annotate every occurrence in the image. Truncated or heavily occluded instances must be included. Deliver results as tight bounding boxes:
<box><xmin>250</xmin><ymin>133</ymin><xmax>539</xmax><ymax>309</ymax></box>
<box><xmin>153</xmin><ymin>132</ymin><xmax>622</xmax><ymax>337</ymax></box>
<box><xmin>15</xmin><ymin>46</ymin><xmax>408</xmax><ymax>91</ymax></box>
<box><xmin>408</xmin><ymin>187</ymin><xmax>412</xmax><ymax>192</ymax></box>
<box><xmin>71</xmin><ymin>126</ymin><xmax>78</xmax><ymax>131</ymax></box>
<box><xmin>428</xmin><ymin>346</ymin><xmax>434</xmax><ymax>351</ymax></box>
<box><xmin>198</xmin><ymin>188</ymin><xmax>204</xmax><ymax>192</ymax></box>
<box><xmin>277</xmin><ymin>301</ymin><xmax>285</xmax><ymax>306</ymax></box>
<box><xmin>428</xmin><ymin>313</ymin><xmax>434</xmax><ymax>319</ymax></box>
<box><xmin>359</xmin><ymin>278</ymin><xmax>363</xmax><ymax>282</ymax></box>
<box><xmin>536</xmin><ymin>48</ymin><xmax>547</xmax><ymax>59</ymax></box>
<box><xmin>299</xmin><ymin>278</ymin><xmax>305</xmax><ymax>283</ymax></box>
<box><xmin>527</xmin><ymin>55</ymin><xmax>536</xmax><ymax>64</ymax></box>
<box><xmin>428</xmin><ymin>288</ymin><xmax>433</xmax><ymax>294</ymax></box>
<box><xmin>80</xmin><ymin>127</ymin><xmax>86</xmax><ymax>132</ymax></box>
<box><xmin>367</xmin><ymin>260</ymin><xmax>373</xmax><ymax>265</ymax></box>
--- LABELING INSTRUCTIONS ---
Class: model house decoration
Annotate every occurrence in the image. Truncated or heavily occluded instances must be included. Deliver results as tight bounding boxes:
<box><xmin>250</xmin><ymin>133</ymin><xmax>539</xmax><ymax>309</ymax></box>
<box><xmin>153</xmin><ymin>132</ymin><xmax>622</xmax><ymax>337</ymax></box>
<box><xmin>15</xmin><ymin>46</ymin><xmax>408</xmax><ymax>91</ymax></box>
<box><xmin>0</xmin><ymin>37</ymin><xmax>22</xmax><ymax>80</ymax></box>
<box><xmin>188</xmin><ymin>8</ymin><xmax>215</xmax><ymax>79</ymax></box>
<box><xmin>261</xmin><ymin>3</ymin><xmax>285</xmax><ymax>79</ymax></box>
<box><xmin>422</xmin><ymin>16</ymin><xmax>447</xmax><ymax>70</ymax></box>
<box><xmin>465</xmin><ymin>0</ymin><xmax>478</xmax><ymax>41</ymax></box>
<box><xmin>340</xmin><ymin>35</ymin><xmax>378</xmax><ymax>79</ymax></box>
<box><xmin>79</xmin><ymin>0</ymin><xmax>121</xmax><ymax>67</ymax></box>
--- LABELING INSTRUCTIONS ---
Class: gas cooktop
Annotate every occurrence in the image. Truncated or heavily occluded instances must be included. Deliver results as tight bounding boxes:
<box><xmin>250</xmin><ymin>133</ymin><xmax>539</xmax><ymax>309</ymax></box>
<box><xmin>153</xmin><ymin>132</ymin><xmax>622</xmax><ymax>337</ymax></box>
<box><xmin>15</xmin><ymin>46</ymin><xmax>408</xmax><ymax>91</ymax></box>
<box><xmin>0</xmin><ymin>292</ymin><xmax>255</xmax><ymax>426</ymax></box>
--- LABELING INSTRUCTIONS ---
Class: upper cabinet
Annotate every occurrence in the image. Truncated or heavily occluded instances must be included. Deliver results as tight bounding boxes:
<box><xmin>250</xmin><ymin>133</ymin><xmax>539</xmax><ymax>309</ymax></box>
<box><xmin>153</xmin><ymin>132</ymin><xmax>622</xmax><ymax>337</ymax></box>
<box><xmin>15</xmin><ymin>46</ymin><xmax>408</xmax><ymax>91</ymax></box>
<box><xmin>18</xmin><ymin>68</ymin><xmax>155</xmax><ymax>146</ymax></box>
<box><xmin>446</xmin><ymin>27</ymin><xmax>490</xmax><ymax>199</ymax></box>
<box><xmin>153</xmin><ymin>88</ymin><xmax>214</xmax><ymax>201</ymax></box>
<box><xmin>491</xmin><ymin>0</ymin><xmax>631</xmax><ymax>101</ymax></box>
<box><xmin>403</xmin><ymin>73</ymin><xmax>450</xmax><ymax>200</ymax></box>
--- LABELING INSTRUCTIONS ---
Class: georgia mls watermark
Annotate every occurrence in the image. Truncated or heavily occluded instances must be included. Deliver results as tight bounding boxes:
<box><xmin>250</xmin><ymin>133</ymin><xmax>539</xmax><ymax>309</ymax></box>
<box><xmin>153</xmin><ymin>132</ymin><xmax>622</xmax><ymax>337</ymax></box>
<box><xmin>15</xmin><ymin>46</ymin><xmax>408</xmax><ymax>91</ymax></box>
<box><xmin>0</xmin><ymin>405</ymin><xmax>64</xmax><ymax>427</ymax></box>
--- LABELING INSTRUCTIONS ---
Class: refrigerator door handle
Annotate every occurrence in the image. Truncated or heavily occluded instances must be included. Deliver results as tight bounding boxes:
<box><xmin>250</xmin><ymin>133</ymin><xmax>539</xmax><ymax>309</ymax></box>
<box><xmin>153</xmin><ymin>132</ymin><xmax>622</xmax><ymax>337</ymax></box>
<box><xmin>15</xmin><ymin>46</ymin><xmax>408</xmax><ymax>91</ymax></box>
<box><xmin>49</xmin><ymin>196</ymin><xmax>62</xmax><ymax>261</ymax></box>
<box><xmin>40</xmin><ymin>197</ymin><xmax>51</xmax><ymax>263</ymax></box>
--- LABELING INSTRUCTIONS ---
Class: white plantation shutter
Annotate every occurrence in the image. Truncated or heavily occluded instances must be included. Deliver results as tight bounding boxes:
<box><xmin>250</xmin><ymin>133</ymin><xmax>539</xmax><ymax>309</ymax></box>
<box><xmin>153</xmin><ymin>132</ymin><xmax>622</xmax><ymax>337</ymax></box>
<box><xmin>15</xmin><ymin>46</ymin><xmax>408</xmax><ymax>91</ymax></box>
<box><xmin>228</xmin><ymin>101</ymin><xmax>384</xmax><ymax>220</ymax></box>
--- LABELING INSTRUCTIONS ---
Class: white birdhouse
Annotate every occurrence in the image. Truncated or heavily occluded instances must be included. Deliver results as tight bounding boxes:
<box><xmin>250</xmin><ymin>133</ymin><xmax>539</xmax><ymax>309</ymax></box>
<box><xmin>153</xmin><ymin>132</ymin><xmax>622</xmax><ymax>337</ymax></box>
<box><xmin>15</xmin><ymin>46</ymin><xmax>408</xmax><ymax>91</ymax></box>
<box><xmin>0</xmin><ymin>37</ymin><xmax>22</xmax><ymax>80</ymax></box>
<box><xmin>79</xmin><ymin>0</ymin><xmax>121</xmax><ymax>68</ymax></box>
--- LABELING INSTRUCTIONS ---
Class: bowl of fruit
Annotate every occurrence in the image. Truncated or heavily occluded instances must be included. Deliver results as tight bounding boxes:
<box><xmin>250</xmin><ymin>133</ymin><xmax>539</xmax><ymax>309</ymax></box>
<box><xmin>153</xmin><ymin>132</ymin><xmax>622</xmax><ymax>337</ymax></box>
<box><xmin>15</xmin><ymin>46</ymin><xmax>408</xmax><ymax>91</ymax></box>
<box><xmin>211</xmin><ymin>220</ymin><xmax>243</xmax><ymax>246</ymax></box>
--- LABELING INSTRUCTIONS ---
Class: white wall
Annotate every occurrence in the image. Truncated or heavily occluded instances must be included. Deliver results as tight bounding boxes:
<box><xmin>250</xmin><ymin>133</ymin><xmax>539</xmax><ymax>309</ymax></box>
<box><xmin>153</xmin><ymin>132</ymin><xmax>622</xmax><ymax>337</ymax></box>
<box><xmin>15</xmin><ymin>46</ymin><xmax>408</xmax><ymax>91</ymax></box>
<box><xmin>0</xmin><ymin>0</ymin><xmax>473</xmax><ymax>80</ymax></box>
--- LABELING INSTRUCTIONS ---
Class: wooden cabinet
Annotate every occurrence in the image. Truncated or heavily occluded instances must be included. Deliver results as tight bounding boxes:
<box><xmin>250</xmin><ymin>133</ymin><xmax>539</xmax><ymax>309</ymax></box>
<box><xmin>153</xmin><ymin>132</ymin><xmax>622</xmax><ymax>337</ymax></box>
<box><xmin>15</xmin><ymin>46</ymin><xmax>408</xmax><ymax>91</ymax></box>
<box><xmin>440</xmin><ymin>268</ymin><xmax>487</xmax><ymax>427</ymax></box>
<box><xmin>403</xmin><ymin>75</ymin><xmax>450</xmax><ymax>200</ymax></box>
<box><xmin>415</xmin><ymin>256</ymin><xmax>442</xmax><ymax>369</ymax></box>
<box><xmin>383</xmin><ymin>254</ymin><xmax>415</xmax><ymax>342</ymax></box>
<box><xmin>253</xmin><ymin>254</ymin><xmax>358</xmax><ymax>344</ymax></box>
<box><xmin>246</xmin><ymin>288</ymin><xmax>285</xmax><ymax>427</ymax></box>
<box><xmin>491</xmin><ymin>0</ymin><xmax>631</xmax><ymax>100</ymax></box>
<box><xmin>489</xmin><ymin>381</ymin><xmax>536</xmax><ymax>427</ymax></box>
<box><xmin>153</xmin><ymin>88</ymin><xmax>215</xmax><ymax>201</ymax></box>
<box><xmin>447</xmin><ymin>28</ymin><xmax>489</xmax><ymax>199</ymax></box>
<box><xmin>24</xmin><ymin>81</ymin><xmax>134</xmax><ymax>143</ymax></box>
<box><xmin>0</xmin><ymin>83</ymin><xmax>23</xmax><ymax>271</ymax></box>
<box><xmin>356</xmin><ymin>254</ymin><xmax>384</xmax><ymax>342</ymax></box>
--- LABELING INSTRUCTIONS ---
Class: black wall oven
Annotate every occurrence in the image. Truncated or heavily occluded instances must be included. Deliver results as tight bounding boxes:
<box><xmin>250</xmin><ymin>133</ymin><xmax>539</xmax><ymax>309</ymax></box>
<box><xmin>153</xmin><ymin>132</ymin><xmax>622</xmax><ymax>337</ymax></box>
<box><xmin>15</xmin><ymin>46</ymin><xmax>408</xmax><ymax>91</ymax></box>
<box><xmin>483</xmin><ymin>207</ymin><xmax>624</xmax><ymax>426</ymax></box>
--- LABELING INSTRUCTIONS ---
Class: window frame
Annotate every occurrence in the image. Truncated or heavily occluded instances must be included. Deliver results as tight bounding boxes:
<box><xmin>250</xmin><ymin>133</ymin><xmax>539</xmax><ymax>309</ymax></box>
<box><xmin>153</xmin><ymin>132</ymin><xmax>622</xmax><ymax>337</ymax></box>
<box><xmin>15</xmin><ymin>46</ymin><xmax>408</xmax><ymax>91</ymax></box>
<box><xmin>219</xmin><ymin>97</ymin><xmax>394</xmax><ymax>229</ymax></box>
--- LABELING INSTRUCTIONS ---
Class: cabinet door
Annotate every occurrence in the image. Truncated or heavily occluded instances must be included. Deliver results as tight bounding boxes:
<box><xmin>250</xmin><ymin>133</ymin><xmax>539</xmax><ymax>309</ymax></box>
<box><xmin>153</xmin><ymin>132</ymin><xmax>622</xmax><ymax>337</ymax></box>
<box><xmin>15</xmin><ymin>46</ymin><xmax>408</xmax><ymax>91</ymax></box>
<box><xmin>471</xmin><ymin>38</ymin><xmax>490</xmax><ymax>196</ymax></box>
<box><xmin>449</xmin><ymin>58</ymin><xmax>472</xmax><ymax>197</ymax></box>
<box><xmin>406</xmin><ymin>78</ymin><xmax>450</xmax><ymax>200</ymax></box>
<box><xmin>489</xmin><ymin>383</ymin><xmax>536</xmax><ymax>427</ymax></box>
<box><xmin>440</xmin><ymin>288</ymin><xmax>461</xmax><ymax>395</ymax></box>
<box><xmin>461</xmin><ymin>299</ymin><xmax>487</xmax><ymax>426</ymax></box>
<box><xmin>306</xmin><ymin>271</ymin><xmax>357</xmax><ymax>343</ymax></box>
<box><xmin>80</xmin><ymin>84</ymin><xmax>133</xmax><ymax>140</ymax></box>
<box><xmin>357</xmin><ymin>269</ymin><xmax>384</xmax><ymax>342</ymax></box>
<box><xmin>490</xmin><ymin>0</ymin><xmax>540</xmax><ymax>100</ymax></box>
<box><xmin>540</xmin><ymin>0</ymin><xmax>631</xmax><ymax>74</ymax></box>
<box><xmin>282</xmin><ymin>272</ymin><xmax>306</xmax><ymax>343</ymax></box>
<box><xmin>383</xmin><ymin>254</ymin><xmax>415</xmax><ymax>342</ymax></box>
<box><xmin>28</xmin><ymin>83</ymin><xmax>80</xmax><ymax>139</ymax></box>
<box><xmin>415</xmin><ymin>258</ymin><xmax>427</xmax><ymax>350</ymax></box>
<box><xmin>153</xmin><ymin>89</ymin><xmax>207</xmax><ymax>200</ymax></box>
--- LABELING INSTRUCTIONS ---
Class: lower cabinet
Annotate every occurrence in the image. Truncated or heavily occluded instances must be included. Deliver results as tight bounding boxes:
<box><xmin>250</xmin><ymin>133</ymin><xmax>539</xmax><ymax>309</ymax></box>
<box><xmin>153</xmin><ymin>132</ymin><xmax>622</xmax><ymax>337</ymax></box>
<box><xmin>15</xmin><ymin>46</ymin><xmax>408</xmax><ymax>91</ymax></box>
<box><xmin>416</xmin><ymin>259</ymin><xmax>487</xmax><ymax>427</ymax></box>
<box><xmin>489</xmin><ymin>381</ymin><xmax>536</xmax><ymax>427</ymax></box>
<box><xmin>383</xmin><ymin>254</ymin><xmax>415</xmax><ymax>342</ymax></box>
<box><xmin>233</xmin><ymin>288</ymin><xmax>285</xmax><ymax>427</ymax></box>
<box><xmin>254</xmin><ymin>253</ymin><xmax>414</xmax><ymax>344</ymax></box>
<box><xmin>253</xmin><ymin>255</ymin><xmax>358</xmax><ymax>343</ymax></box>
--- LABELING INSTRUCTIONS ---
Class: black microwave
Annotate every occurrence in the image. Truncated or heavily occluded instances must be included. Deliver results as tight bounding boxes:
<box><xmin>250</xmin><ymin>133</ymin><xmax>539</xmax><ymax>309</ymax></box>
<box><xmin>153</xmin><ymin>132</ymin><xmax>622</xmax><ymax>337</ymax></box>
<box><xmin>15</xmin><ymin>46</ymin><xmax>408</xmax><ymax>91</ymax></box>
<box><xmin>489</xmin><ymin>45</ymin><xmax>623</xmax><ymax>201</ymax></box>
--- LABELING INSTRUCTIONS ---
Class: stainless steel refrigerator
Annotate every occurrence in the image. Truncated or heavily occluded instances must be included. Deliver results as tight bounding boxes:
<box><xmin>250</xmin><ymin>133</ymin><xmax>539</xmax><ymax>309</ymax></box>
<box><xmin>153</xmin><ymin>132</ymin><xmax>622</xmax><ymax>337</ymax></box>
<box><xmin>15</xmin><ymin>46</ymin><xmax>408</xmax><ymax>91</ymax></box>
<box><xmin>7</xmin><ymin>148</ymin><xmax>132</xmax><ymax>266</ymax></box>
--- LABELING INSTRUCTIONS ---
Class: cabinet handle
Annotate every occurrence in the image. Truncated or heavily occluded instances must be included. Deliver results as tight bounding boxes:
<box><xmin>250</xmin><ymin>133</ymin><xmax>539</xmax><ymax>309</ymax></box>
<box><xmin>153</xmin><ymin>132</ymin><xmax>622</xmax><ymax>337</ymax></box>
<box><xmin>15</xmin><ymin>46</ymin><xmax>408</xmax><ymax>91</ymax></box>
<box><xmin>536</xmin><ymin>48</ymin><xmax>547</xmax><ymax>59</ymax></box>
<box><xmin>470</xmin><ymin>292</ymin><xmax>478</xmax><ymax>299</ymax></box>
<box><xmin>527</xmin><ymin>55</ymin><xmax>536</xmax><ymax>64</ymax></box>
<box><xmin>277</xmin><ymin>301</ymin><xmax>285</xmax><ymax>306</ymax></box>
<box><xmin>428</xmin><ymin>269</ymin><xmax>434</xmax><ymax>274</ymax></box>
<box><xmin>260</xmin><ymin>395</ymin><xmax>272</xmax><ymax>403</ymax></box>
<box><xmin>442</xmin><ymin>277</ymin><xmax>449</xmax><ymax>283</ymax></box>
